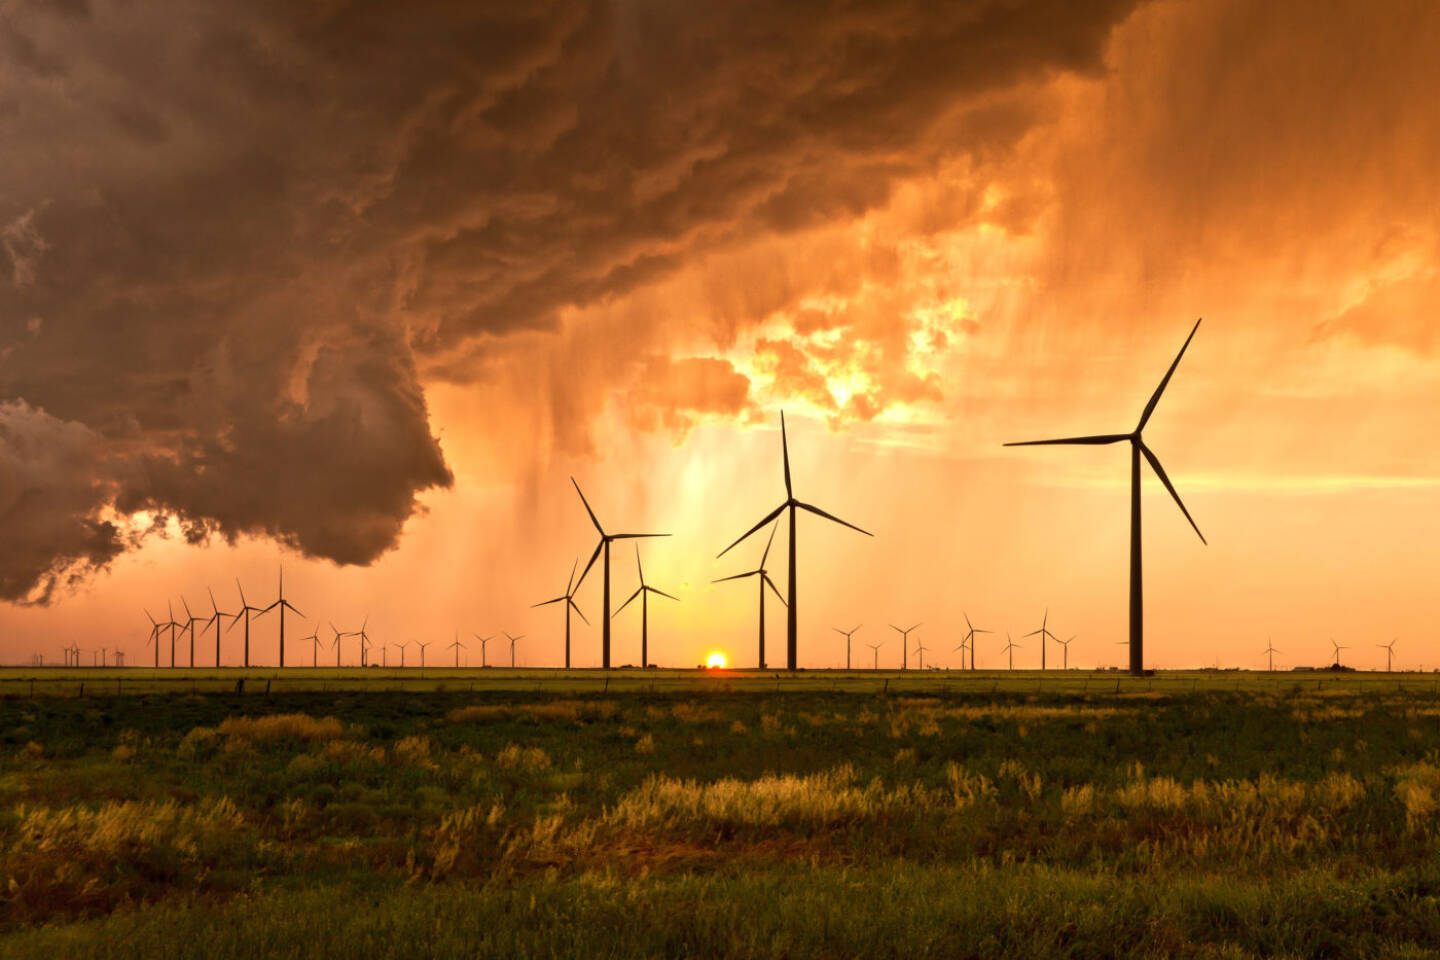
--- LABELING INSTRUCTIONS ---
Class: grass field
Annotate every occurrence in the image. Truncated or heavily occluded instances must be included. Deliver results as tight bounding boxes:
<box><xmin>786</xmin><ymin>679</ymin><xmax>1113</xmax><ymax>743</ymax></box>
<box><xmin>5</xmin><ymin>669</ymin><xmax>1440</xmax><ymax>957</ymax></box>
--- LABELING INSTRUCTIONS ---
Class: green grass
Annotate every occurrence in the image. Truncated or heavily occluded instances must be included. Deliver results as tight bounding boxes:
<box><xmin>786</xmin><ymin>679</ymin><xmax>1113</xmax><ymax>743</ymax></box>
<box><xmin>3</xmin><ymin>676</ymin><xmax>1440</xmax><ymax>956</ymax></box>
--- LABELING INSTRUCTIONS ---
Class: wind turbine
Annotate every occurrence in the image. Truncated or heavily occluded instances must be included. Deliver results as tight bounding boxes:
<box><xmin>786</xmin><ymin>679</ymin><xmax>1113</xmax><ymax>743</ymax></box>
<box><xmin>329</xmin><ymin>623</ymin><xmax>351</xmax><ymax>668</ymax></box>
<box><xmin>143</xmin><ymin>609</ymin><xmax>165</xmax><ymax>668</ymax></box>
<box><xmin>714</xmin><ymin>522</ymin><xmax>786</xmax><ymax>669</ymax></box>
<box><xmin>259</xmin><ymin>565</ymin><xmax>304</xmax><ymax>668</ymax></box>
<box><xmin>1378</xmin><ymin>638</ymin><xmax>1397</xmax><ymax>673</ymax></box>
<box><xmin>572</xmin><ymin>479</ymin><xmax>669</xmax><ymax>669</ymax></box>
<box><xmin>179</xmin><ymin>598</ymin><xmax>203</xmax><ymax>668</ymax></box>
<box><xmin>505</xmin><ymin>632</ymin><xmax>524</xmax><ymax>668</ymax></box>
<box><xmin>416</xmin><ymin>640</ymin><xmax>431</xmax><ymax>669</ymax></box>
<box><xmin>718</xmin><ymin>411</ymin><xmax>873</xmax><ymax>671</ymax></box>
<box><xmin>204</xmin><ymin>587</ymin><xmax>236</xmax><ymax>667</ymax></box>
<box><xmin>299</xmin><ymin>621</ymin><xmax>321</xmax><ymax>667</ymax></box>
<box><xmin>473</xmin><ymin>633</ymin><xmax>494</xmax><ymax>667</ymax></box>
<box><xmin>1002</xmin><ymin>633</ymin><xmax>1022</xmax><ymax>670</ymax></box>
<box><xmin>1024</xmin><ymin>609</ymin><xmax>1058</xmax><ymax>671</ymax></box>
<box><xmin>395</xmin><ymin>640</ymin><xmax>412</xmax><ymax>668</ymax></box>
<box><xmin>227</xmin><ymin>579</ymin><xmax>266</xmax><ymax>668</ymax></box>
<box><xmin>913</xmin><ymin>639</ymin><xmax>931</xmax><ymax>671</ymax></box>
<box><xmin>1262</xmin><ymin>639</ymin><xmax>1279</xmax><ymax>672</ymax></box>
<box><xmin>447</xmin><ymin>632</ymin><xmax>466</xmax><ymax>667</ymax></box>
<box><xmin>866</xmin><ymin>640</ymin><xmax>884</xmax><ymax>670</ymax></box>
<box><xmin>614</xmin><ymin>545</ymin><xmax>677</xmax><ymax>669</ymax></box>
<box><xmin>533</xmin><ymin>559</ymin><xmax>589</xmax><ymax>669</ymax></box>
<box><xmin>166</xmin><ymin>600</ymin><xmax>179</xmax><ymax>667</ymax></box>
<box><xmin>961</xmin><ymin>613</ymin><xmax>990</xmax><ymax>670</ymax></box>
<box><xmin>1005</xmin><ymin>319</ymin><xmax>1207</xmax><ymax>675</ymax></box>
<box><xmin>890</xmin><ymin>623</ymin><xmax>921</xmax><ymax>670</ymax></box>
<box><xmin>351</xmin><ymin>617</ymin><xmax>371</xmax><ymax>666</ymax></box>
<box><xmin>1331</xmin><ymin>638</ymin><xmax>1348</xmax><ymax>667</ymax></box>
<box><xmin>1056</xmin><ymin>635</ymin><xmax>1077</xmax><ymax>669</ymax></box>
<box><xmin>833</xmin><ymin>624</ymin><xmax>862</xmax><ymax>670</ymax></box>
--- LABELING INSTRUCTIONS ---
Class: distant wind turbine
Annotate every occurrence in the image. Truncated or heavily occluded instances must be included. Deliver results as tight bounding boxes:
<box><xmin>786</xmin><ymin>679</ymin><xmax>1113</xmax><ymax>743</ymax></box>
<box><xmin>1002</xmin><ymin>632</ymin><xmax>1022</xmax><ymax>671</ymax></box>
<box><xmin>1056</xmin><ymin>635</ymin><xmax>1077</xmax><ymax>670</ymax></box>
<box><xmin>1331</xmin><ymin>638</ymin><xmax>1348</xmax><ymax>667</ymax></box>
<box><xmin>1006</xmin><ymin>319</ymin><xmax>1207</xmax><ymax>675</ymax></box>
<box><xmin>227</xmin><ymin>579</ymin><xmax>266</xmax><ymax>668</ymax></box>
<box><xmin>890</xmin><ymin>623</ymin><xmax>921</xmax><ymax>670</ymax></box>
<box><xmin>714</xmin><ymin>521</ymin><xmax>786</xmax><ymax>669</ymax></box>
<box><xmin>1263</xmin><ymin>640</ymin><xmax>1279</xmax><ymax>673</ymax></box>
<box><xmin>259</xmin><ymin>565</ymin><xmax>304</xmax><ymax>668</ymax></box>
<box><xmin>572</xmin><ymin>479</ymin><xmax>669</xmax><ymax>669</ymax></box>
<box><xmin>717</xmin><ymin>411</ymin><xmax>872</xmax><ymax>671</ymax></box>
<box><xmin>447</xmin><ymin>632</ymin><xmax>466</xmax><ymax>667</ymax></box>
<box><xmin>961</xmin><ymin>613</ymin><xmax>990</xmax><ymax>670</ymax></box>
<box><xmin>473</xmin><ymin>633</ymin><xmax>494</xmax><ymax>667</ymax></box>
<box><xmin>299</xmin><ymin>621</ymin><xmax>321</xmax><ymax>667</ymax></box>
<box><xmin>866</xmin><ymin>640</ymin><xmax>884</xmax><ymax>670</ymax></box>
<box><xmin>143</xmin><ymin>609</ymin><xmax>166</xmax><ymax>668</ymax></box>
<box><xmin>329</xmin><ymin>623</ymin><xmax>351</xmax><ymax>668</ymax></box>
<box><xmin>614</xmin><ymin>545</ymin><xmax>677</xmax><ymax>669</ymax></box>
<box><xmin>1378</xmin><ymin>638</ymin><xmax>1397</xmax><ymax>673</ymax></box>
<box><xmin>913</xmin><ymin>639</ymin><xmax>931</xmax><ymax>671</ymax></box>
<box><xmin>533</xmin><ymin>558</ymin><xmax>589</xmax><ymax>669</ymax></box>
<box><xmin>505</xmin><ymin>631</ymin><xmax>524</xmax><ymax>668</ymax></box>
<box><xmin>179</xmin><ymin>598</ymin><xmax>203</xmax><ymax>668</ymax></box>
<box><xmin>833</xmin><ymin>624</ymin><xmax>862</xmax><ymax>671</ymax></box>
<box><xmin>416</xmin><ymin>640</ymin><xmax>431</xmax><ymax>669</ymax></box>
<box><xmin>204</xmin><ymin>587</ymin><xmax>236</xmax><ymax>667</ymax></box>
<box><xmin>1024</xmin><ymin>609</ymin><xmax>1058</xmax><ymax>671</ymax></box>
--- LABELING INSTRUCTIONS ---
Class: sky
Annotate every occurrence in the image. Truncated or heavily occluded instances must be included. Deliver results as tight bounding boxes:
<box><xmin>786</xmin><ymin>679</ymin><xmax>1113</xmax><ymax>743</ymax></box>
<box><xmin>2</xmin><ymin>0</ymin><xmax>1439</xmax><ymax>671</ymax></box>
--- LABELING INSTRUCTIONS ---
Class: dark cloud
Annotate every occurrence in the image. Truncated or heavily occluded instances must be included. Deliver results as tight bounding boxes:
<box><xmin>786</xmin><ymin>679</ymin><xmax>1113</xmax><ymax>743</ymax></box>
<box><xmin>0</xmin><ymin>0</ymin><xmax>1139</xmax><ymax>602</ymax></box>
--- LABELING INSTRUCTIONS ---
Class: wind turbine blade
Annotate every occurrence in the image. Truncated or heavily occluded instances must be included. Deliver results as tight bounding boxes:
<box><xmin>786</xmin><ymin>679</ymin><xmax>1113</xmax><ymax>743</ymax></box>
<box><xmin>635</xmin><ymin>544</ymin><xmax>644</xmax><ymax>586</ymax></box>
<box><xmin>533</xmin><ymin>597</ymin><xmax>567</xmax><ymax>607</ymax></box>
<box><xmin>611</xmin><ymin>533</ymin><xmax>670</xmax><ymax>540</ymax></box>
<box><xmin>712</xmin><ymin>571</ymin><xmax>759</xmax><ymax>584</ymax></box>
<box><xmin>571</xmin><ymin>478</ymin><xmax>604</xmax><ymax>535</ymax></box>
<box><xmin>576</xmin><ymin>539</ymin><xmax>605</xmax><ymax>591</ymax></box>
<box><xmin>1137</xmin><ymin>318</ymin><xmax>1202</xmax><ymax>432</ymax></box>
<box><xmin>286</xmin><ymin>602</ymin><xmax>305</xmax><ymax>618</ymax></box>
<box><xmin>717</xmin><ymin>503</ymin><xmax>786</xmax><ymax>558</ymax></box>
<box><xmin>1004</xmin><ymin>434</ymin><xmax>1132</xmax><ymax>447</ymax></box>
<box><xmin>763</xmin><ymin>574</ymin><xmax>787</xmax><ymax>606</ymax></box>
<box><xmin>613</xmin><ymin>587</ymin><xmax>642</xmax><ymax>617</ymax></box>
<box><xmin>795</xmin><ymin>501</ymin><xmax>872</xmax><ymax>537</ymax></box>
<box><xmin>566</xmin><ymin>557</ymin><xmax>578</xmax><ymax>595</ymax></box>
<box><xmin>1139</xmin><ymin>441</ymin><xmax>1206</xmax><ymax>544</ymax></box>
<box><xmin>781</xmin><ymin>410</ymin><xmax>792</xmax><ymax>498</ymax></box>
<box><xmin>761</xmin><ymin>521</ymin><xmax>778</xmax><ymax>568</ymax></box>
<box><xmin>650</xmin><ymin>587</ymin><xmax>679</xmax><ymax>602</ymax></box>
<box><xmin>1023</xmin><ymin>629</ymin><xmax>1043</xmax><ymax>638</ymax></box>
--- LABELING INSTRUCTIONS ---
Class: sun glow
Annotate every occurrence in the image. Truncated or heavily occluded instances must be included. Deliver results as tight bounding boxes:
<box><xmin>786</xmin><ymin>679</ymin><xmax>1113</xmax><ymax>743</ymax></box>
<box><xmin>706</xmin><ymin>652</ymin><xmax>727</xmax><ymax>669</ymax></box>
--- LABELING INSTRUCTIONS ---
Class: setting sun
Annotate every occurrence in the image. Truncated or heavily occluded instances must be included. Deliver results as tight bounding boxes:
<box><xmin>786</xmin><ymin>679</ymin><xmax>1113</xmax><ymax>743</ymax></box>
<box><xmin>706</xmin><ymin>652</ymin><xmax>727</xmax><ymax>669</ymax></box>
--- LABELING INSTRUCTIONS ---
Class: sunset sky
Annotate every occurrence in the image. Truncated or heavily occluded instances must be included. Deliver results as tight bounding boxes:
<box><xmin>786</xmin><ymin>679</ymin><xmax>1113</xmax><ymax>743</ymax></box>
<box><xmin>2</xmin><ymin>0</ymin><xmax>1438</xmax><ymax>670</ymax></box>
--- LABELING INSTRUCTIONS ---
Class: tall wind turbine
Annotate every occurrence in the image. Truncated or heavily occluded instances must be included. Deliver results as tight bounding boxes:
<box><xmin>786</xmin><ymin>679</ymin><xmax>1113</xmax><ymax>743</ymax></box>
<box><xmin>714</xmin><ymin>522</ymin><xmax>785</xmax><ymax>669</ymax></box>
<box><xmin>572</xmin><ymin>479</ymin><xmax>669</xmax><ymax>669</ymax></box>
<box><xmin>505</xmin><ymin>631</ymin><xmax>524</xmax><ymax>668</ymax></box>
<box><xmin>1024</xmin><ymin>609</ymin><xmax>1058</xmax><ymax>671</ymax></box>
<box><xmin>204</xmin><ymin>587</ymin><xmax>236</xmax><ymax>667</ymax></box>
<box><xmin>1002</xmin><ymin>632</ymin><xmax>1022</xmax><ymax>670</ymax></box>
<box><xmin>179</xmin><ymin>598</ymin><xmax>203</xmax><ymax>668</ymax></box>
<box><xmin>167</xmin><ymin>600</ymin><xmax>179</xmax><ymax>667</ymax></box>
<box><xmin>1262</xmin><ymin>639</ymin><xmax>1279</xmax><ymax>672</ymax></box>
<box><xmin>1005</xmin><ymin>319</ymin><xmax>1207</xmax><ymax>676</ymax></box>
<box><xmin>299</xmin><ymin>622</ymin><xmax>321</xmax><ymax>667</ymax></box>
<box><xmin>962</xmin><ymin>613</ymin><xmax>990</xmax><ymax>670</ymax></box>
<box><xmin>1331</xmin><ymin>638</ymin><xmax>1348</xmax><ymax>667</ymax></box>
<box><xmin>614</xmin><ymin>545</ymin><xmax>677</xmax><ymax>669</ymax></box>
<box><xmin>259</xmin><ymin>566</ymin><xmax>304</xmax><ymax>668</ymax></box>
<box><xmin>416</xmin><ymin>640</ymin><xmax>431</xmax><ymax>669</ymax></box>
<box><xmin>447</xmin><ymin>632</ymin><xmax>466</xmax><ymax>667</ymax></box>
<box><xmin>533</xmin><ymin>559</ymin><xmax>588</xmax><ymax>669</ymax></box>
<box><xmin>329</xmin><ymin>623</ymin><xmax>351</xmax><ymax>668</ymax></box>
<box><xmin>1056</xmin><ymin>635</ymin><xmax>1077</xmax><ymax>669</ymax></box>
<box><xmin>473</xmin><ymin>633</ymin><xmax>494</xmax><ymax>668</ymax></box>
<box><xmin>717</xmin><ymin>411</ymin><xmax>873</xmax><ymax>671</ymax></box>
<box><xmin>833</xmin><ymin>624</ymin><xmax>862</xmax><ymax>670</ymax></box>
<box><xmin>890</xmin><ymin>623</ymin><xmax>921</xmax><ymax>670</ymax></box>
<box><xmin>1378</xmin><ymin>638</ymin><xmax>1397</xmax><ymax>673</ymax></box>
<box><xmin>866</xmin><ymin>640</ymin><xmax>884</xmax><ymax>670</ymax></box>
<box><xmin>913</xmin><ymin>639</ymin><xmax>931</xmax><ymax>671</ymax></box>
<box><xmin>144</xmin><ymin>609</ymin><xmax>166</xmax><ymax>668</ymax></box>
<box><xmin>227</xmin><ymin>579</ymin><xmax>266</xmax><ymax>668</ymax></box>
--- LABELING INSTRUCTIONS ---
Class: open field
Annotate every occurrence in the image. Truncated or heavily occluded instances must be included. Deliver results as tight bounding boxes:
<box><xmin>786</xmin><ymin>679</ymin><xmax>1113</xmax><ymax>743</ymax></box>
<box><xmin>5</xmin><ymin>674</ymin><xmax>1440</xmax><ymax>957</ymax></box>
